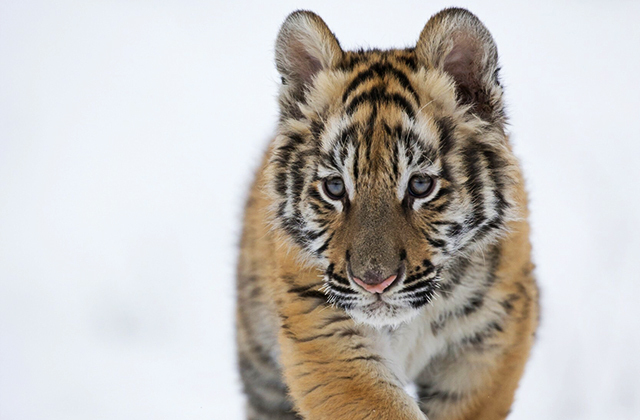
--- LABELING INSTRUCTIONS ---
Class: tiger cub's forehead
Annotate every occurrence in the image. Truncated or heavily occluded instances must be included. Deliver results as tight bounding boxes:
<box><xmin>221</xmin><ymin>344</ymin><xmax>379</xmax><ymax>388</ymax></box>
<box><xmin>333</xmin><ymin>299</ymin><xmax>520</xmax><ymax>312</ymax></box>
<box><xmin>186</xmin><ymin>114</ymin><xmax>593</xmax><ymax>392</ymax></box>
<box><xmin>308</xmin><ymin>51</ymin><xmax>455</xmax><ymax>158</ymax></box>
<box><xmin>318</xmin><ymin>110</ymin><xmax>441</xmax><ymax>162</ymax></box>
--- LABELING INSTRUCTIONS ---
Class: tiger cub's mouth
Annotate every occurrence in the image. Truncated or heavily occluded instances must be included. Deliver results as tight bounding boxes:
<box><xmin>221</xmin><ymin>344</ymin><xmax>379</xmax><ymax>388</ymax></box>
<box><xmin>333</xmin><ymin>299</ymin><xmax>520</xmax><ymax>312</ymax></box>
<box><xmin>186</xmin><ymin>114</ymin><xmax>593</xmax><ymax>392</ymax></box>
<box><xmin>323</xmin><ymin>262</ymin><xmax>440</xmax><ymax>327</ymax></box>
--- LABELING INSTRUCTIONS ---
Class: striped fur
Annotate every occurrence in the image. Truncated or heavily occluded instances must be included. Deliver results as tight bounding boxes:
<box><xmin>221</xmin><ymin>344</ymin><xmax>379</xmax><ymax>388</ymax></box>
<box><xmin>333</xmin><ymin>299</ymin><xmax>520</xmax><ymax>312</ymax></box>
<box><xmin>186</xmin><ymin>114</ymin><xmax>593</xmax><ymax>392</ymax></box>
<box><xmin>237</xmin><ymin>8</ymin><xmax>538</xmax><ymax>420</ymax></box>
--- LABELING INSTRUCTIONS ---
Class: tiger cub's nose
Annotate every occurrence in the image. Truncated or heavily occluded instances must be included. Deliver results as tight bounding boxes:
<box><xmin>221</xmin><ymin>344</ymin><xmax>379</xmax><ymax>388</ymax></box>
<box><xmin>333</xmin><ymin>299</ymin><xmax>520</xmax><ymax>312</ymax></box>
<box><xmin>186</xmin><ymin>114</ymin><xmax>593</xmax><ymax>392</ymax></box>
<box><xmin>352</xmin><ymin>271</ymin><xmax>398</xmax><ymax>294</ymax></box>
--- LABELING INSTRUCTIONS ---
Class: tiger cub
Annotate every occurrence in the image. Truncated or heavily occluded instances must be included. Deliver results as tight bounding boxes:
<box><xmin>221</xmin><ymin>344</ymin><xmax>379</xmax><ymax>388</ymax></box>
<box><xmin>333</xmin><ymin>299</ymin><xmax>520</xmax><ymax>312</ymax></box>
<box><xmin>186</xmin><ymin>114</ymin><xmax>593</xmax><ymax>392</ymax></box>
<box><xmin>236</xmin><ymin>8</ymin><xmax>538</xmax><ymax>420</ymax></box>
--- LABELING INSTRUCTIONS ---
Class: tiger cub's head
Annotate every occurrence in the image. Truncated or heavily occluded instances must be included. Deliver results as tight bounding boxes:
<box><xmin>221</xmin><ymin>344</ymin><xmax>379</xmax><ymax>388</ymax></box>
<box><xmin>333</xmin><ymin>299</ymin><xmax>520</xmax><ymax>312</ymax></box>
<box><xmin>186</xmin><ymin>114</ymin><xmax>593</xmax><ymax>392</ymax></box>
<box><xmin>267</xmin><ymin>8</ymin><xmax>522</xmax><ymax>327</ymax></box>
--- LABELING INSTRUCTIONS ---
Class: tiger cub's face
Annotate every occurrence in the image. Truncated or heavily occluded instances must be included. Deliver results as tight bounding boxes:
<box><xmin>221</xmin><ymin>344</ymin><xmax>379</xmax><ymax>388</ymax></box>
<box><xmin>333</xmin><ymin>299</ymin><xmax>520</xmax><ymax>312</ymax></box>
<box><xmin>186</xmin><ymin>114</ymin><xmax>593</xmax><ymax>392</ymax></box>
<box><xmin>268</xmin><ymin>10</ymin><xmax>520</xmax><ymax>327</ymax></box>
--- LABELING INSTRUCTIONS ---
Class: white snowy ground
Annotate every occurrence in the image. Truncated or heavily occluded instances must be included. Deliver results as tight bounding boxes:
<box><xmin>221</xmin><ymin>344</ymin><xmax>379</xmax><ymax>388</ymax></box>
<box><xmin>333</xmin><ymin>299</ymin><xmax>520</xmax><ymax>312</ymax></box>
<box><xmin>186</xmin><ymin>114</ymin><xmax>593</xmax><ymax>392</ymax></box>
<box><xmin>1</xmin><ymin>1</ymin><xmax>639</xmax><ymax>419</ymax></box>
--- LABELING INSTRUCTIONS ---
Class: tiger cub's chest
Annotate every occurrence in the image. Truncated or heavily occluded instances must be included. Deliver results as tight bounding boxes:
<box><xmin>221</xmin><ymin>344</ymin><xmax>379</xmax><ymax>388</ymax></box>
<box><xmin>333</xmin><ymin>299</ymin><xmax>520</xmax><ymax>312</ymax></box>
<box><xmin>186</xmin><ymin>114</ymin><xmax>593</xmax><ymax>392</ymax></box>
<box><xmin>375</xmin><ymin>279</ymin><xmax>506</xmax><ymax>382</ymax></box>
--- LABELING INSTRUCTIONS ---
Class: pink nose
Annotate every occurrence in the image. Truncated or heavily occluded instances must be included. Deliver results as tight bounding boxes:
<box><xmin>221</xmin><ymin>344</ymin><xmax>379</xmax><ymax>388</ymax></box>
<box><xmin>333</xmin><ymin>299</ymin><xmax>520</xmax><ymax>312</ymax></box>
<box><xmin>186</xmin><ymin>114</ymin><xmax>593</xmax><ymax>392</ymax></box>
<box><xmin>353</xmin><ymin>274</ymin><xmax>397</xmax><ymax>294</ymax></box>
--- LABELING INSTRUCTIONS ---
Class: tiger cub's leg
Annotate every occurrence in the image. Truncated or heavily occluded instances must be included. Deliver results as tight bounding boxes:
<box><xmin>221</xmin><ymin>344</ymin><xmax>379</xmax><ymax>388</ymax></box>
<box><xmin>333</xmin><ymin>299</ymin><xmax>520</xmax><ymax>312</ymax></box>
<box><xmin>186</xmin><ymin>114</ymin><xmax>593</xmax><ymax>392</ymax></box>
<box><xmin>237</xmin><ymin>342</ymin><xmax>300</xmax><ymax>419</ymax></box>
<box><xmin>237</xmin><ymin>278</ymin><xmax>302</xmax><ymax>420</ymax></box>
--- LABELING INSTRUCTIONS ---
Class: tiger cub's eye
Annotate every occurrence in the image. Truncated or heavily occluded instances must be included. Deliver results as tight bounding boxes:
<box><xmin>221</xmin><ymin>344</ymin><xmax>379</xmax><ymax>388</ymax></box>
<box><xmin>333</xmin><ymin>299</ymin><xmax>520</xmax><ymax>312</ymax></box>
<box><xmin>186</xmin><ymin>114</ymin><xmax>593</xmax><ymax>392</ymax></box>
<box><xmin>323</xmin><ymin>177</ymin><xmax>346</xmax><ymax>200</ymax></box>
<box><xmin>408</xmin><ymin>174</ymin><xmax>435</xmax><ymax>198</ymax></box>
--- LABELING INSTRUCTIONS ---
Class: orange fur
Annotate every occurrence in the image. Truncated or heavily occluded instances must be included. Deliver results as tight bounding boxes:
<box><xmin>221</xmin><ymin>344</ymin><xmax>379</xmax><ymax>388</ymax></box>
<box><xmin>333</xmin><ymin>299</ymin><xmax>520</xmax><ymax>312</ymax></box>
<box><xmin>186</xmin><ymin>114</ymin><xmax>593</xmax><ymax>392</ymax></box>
<box><xmin>237</xmin><ymin>8</ymin><xmax>538</xmax><ymax>420</ymax></box>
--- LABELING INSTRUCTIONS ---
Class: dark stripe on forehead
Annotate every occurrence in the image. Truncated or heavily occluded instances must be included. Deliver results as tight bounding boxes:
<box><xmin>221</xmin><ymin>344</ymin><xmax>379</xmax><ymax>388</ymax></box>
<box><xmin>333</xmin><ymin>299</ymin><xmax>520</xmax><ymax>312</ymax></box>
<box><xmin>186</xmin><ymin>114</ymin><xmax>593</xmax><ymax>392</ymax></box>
<box><xmin>337</xmin><ymin>48</ymin><xmax>417</xmax><ymax>71</ymax></box>
<box><xmin>320</xmin><ymin>149</ymin><xmax>339</xmax><ymax>170</ymax></box>
<box><xmin>391</xmin><ymin>141</ymin><xmax>399</xmax><ymax>182</ymax></box>
<box><xmin>336</xmin><ymin>51</ymin><xmax>369</xmax><ymax>71</ymax></box>
<box><xmin>345</xmin><ymin>85</ymin><xmax>416</xmax><ymax>119</ymax></box>
<box><xmin>395</xmin><ymin>50</ymin><xmax>418</xmax><ymax>71</ymax></box>
<box><xmin>363</xmin><ymin>104</ymin><xmax>378</xmax><ymax>164</ymax></box>
<box><xmin>309</xmin><ymin>118</ymin><xmax>325</xmax><ymax>141</ymax></box>
<box><xmin>398</xmin><ymin>129</ymin><xmax>438</xmax><ymax>166</ymax></box>
<box><xmin>342</xmin><ymin>61</ymin><xmax>420</xmax><ymax>105</ymax></box>
<box><xmin>335</xmin><ymin>125</ymin><xmax>353</xmax><ymax>166</ymax></box>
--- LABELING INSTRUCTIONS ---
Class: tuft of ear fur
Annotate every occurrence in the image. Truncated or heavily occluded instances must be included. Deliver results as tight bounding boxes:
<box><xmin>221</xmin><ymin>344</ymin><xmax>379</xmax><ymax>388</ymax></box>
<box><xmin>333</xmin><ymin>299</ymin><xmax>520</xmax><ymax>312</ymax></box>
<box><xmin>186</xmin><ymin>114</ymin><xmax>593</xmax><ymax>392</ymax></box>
<box><xmin>275</xmin><ymin>11</ymin><xmax>343</xmax><ymax>115</ymax></box>
<box><xmin>417</xmin><ymin>8</ymin><xmax>502</xmax><ymax>121</ymax></box>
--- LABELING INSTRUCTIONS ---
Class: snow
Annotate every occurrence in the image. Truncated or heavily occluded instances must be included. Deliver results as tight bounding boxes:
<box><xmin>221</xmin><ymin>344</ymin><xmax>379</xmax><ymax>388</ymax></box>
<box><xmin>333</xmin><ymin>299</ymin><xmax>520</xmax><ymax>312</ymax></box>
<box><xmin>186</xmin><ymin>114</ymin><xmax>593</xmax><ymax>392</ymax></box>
<box><xmin>1</xmin><ymin>1</ymin><xmax>639</xmax><ymax>419</ymax></box>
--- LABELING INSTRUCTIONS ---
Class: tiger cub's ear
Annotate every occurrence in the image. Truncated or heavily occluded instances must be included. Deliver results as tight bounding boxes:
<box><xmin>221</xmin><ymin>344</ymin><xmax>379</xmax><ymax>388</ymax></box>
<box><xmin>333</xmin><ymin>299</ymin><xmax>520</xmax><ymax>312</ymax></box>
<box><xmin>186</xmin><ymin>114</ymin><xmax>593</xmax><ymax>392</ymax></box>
<box><xmin>416</xmin><ymin>8</ymin><xmax>501</xmax><ymax>120</ymax></box>
<box><xmin>275</xmin><ymin>11</ymin><xmax>343</xmax><ymax>95</ymax></box>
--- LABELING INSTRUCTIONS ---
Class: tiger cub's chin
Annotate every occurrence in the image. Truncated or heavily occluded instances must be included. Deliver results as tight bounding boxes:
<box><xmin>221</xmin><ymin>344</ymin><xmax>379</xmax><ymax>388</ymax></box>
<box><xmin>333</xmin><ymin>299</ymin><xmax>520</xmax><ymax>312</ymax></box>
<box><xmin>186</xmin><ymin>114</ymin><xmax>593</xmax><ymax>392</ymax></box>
<box><xmin>346</xmin><ymin>303</ymin><xmax>423</xmax><ymax>329</ymax></box>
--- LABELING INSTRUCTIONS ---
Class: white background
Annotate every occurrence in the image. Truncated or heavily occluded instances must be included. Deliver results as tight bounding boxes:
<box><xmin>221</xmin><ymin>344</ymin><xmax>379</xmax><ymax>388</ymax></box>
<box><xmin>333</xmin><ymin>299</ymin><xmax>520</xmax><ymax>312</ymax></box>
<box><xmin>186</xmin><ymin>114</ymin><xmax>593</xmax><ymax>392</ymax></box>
<box><xmin>1</xmin><ymin>1</ymin><xmax>639</xmax><ymax>419</ymax></box>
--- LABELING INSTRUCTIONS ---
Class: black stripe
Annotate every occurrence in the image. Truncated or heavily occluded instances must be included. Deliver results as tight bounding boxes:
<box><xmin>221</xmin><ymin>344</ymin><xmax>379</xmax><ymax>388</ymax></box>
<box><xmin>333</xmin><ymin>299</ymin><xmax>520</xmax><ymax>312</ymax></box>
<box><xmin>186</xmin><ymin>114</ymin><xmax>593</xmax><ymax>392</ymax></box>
<box><xmin>500</xmin><ymin>293</ymin><xmax>520</xmax><ymax>314</ymax></box>
<box><xmin>461</xmin><ymin>292</ymin><xmax>485</xmax><ymax>316</ymax></box>
<box><xmin>274</xmin><ymin>171</ymin><xmax>288</xmax><ymax>196</ymax></box>
<box><xmin>345</xmin><ymin>85</ymin><xmax>416</xmax><ymax>119</ymax></box>
<box><xmin>481</xmin><ymin>147</ymin><xmax>510</xmax><ymax>220</ymax></box>
<box><xmin>333</xmin><ymin>299</ymin><xmax>357</xmax><ymax>310</ymax></box>
<box><xmin>302</xmin><ymin>383</ymin><xmax>326</xmax><ymax>397</ymax></box>
<box><xmin>342</xmin><ymin>61</ymin><xmax>420</xmax><ymax>105</ymax></box>
<box><xmin>404</xmin><ymin>265</ymin><xmax>436</xmax><ymax>285</ymax></box>
<box><xmin>461</xmin><ymin>142</ymin><xmax>487</xmax><ymax>228</ymax></box>
<box><xmin>363</xmin><ymin>104</ymin><xmax>378</xmax><ymax>164</ymax></box>
<box><xmin>336</xmin><ymin>51</ymin><xmax>368</xmax><ymax>71</ymax></box>
<box><xmin>295</xmin><ymin>331</ymin><xmax>339</xmax><ymax>343</ymax></box>
<box><xmin>287</xmin><ymin>283</ymin><xmax>323</xmax><ymax>295</ymax></box>
<box><xmin>273</xmin><ymin>133</ymin><xmax>305</xmax><ymax>166</ymax></box>
<box><xmin>320</xmin><ymin>150</ymin><xmax>339</xmax><ymax>172</ymax></box>
<box><xmin>352</xmin><ymin>141</ymin><xmax>360</xmax><ymax>185</ymax></box>
<box><xmin>431</xmin><ymin>201</ymin><xmax>450</xmax><ymax>213</ymax></box>
<box><xmin>331</xmin><ymin>272</ymin><xmax>350</xmax><ymax>286</ymax></box>
<box><xmin>469</xmin><ymin>218</ymin><xmax>502</xmax><ymax>244</ymax></box>
<box><xmin>325</xmin><ymin>263</ymin><xmax>335</xmax><ymax>276</ymax></box>
<box><xmin>310</xmin><ymin>118</ymin><xmax>325</xmax><ymax>141</ymax></box>
<box><xmin>391</xmin><ymin>141</ymin><xmax>399</xmax><ymax>180</ymax></box>
<box><xmin>415</xmin><ymin>146</ymin><xmax>439</xmax><ymax>166</ymax></box>
<box><xmin>305</xmin><ymin>227</ymin><xmax>327</xmax><ymax>242</ymax></box>
<box><xmin>308</xmin><ymin>188</ymin><xmax>333</xmax><ymax>213</ymax></box>
<box><xmin>401</xmin><ymin>279</ymin><xmax>435</xmax><ymax>294</ymax></box>
<box><xmin>315</xmin><ymin>232</ymin><xmax>333</xmax><ymax>256</ymax></box>
<box><xmin>435</xmin><ymin>118</ymin><xmax>455</xmax><ymax>156</ymax></box>
<box><xmin>290</xmin><ymin>149</ymin><xmax>313</xmax><ymax>207</ymax></box>
<box><xmin>438</xmin><ymin>254</ymin><xmax>472</xmax><ymax>296</ymax></box>
<box><xmin>460</xmin><ymin>321</ymin><xmax>504</xmax><ymax>348</ymax></box>
<box><xmin>422</xmin><ymin>259</ymin><xmax>435</xmax><ymax>274</ymax></box>
<box><xmin>318</xmin><ymin>314</ymin><xmax>351</xmax><ymax>328</ymax></box>
<box><xmin>395</xmin><ymin>52</ymin><xmax>417</xmax><ymax>71</ymax></box>
<box><xmin>297</xmin><ymin>290</ymin><xmax>327</xmax><ymax>300</ymax></box>
<box><xmin>408</xmin><ymin>290</ymin><xmax>437</xmax><ymax>308</ymax></box>
<box><xmin>430</xmin><ymin>314</ymin><xmax>448</xmax><ymax>335</ymax></box>
<box><xmin>426</xmin><ymin>237</ymin><xmax>446</xmax><ymax>249</ymax></box>
<box><xmin>431</xmin><ymin>187</ymin><xmax>452</xmax><ymax>202</ymax></box>
<box><xmin>327</xmin><ymin>282</ymin><xmax>356</xmax><ymax>295</ymax></box>
<box><xmin>446</xmin><ymin>222</ymin><xmax>463</xmax><ymax>237</ymax></box>
<box><xmin>421</xmin><ymin>187</ymin><xmax>452</xmax><ymax>210</ymax></box>
<box><xmin>281</xmin><ymin>214</ymin><xmax>307</xmax><ymax>247</ymax></box>
<box><xmin>342</xmin><ymin>67</ymin><xmax>376</xmax><ymax>102</ymax></box>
